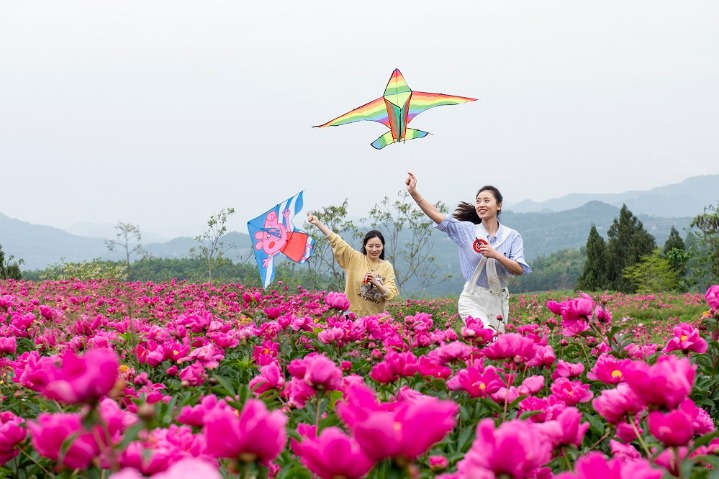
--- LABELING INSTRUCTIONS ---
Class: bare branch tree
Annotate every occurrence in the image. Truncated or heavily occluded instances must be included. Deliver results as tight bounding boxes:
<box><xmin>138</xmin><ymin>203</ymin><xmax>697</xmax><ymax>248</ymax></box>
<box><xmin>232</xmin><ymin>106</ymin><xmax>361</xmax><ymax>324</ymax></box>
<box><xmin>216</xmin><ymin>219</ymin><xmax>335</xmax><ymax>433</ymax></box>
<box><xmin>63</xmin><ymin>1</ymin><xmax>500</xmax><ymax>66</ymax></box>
<box><xmin>105</xmin><ymin>222</ymin><xmax>148</xmax><ymax>276</ymax></box>
<box><xmin>190</xmin><ymin>207</ymin><xmax>236</xmax><ymax>282</ymax></box>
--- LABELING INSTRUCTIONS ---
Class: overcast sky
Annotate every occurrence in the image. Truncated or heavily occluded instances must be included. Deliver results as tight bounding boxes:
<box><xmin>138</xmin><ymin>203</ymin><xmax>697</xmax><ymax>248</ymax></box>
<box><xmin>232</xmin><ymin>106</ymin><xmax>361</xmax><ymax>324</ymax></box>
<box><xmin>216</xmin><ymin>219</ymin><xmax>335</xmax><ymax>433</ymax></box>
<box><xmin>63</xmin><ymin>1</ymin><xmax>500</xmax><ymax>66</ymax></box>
<box><xmin>1</xmin><ymin>1</ymin><xmax>718</xmax><ymax>240</ymax></box>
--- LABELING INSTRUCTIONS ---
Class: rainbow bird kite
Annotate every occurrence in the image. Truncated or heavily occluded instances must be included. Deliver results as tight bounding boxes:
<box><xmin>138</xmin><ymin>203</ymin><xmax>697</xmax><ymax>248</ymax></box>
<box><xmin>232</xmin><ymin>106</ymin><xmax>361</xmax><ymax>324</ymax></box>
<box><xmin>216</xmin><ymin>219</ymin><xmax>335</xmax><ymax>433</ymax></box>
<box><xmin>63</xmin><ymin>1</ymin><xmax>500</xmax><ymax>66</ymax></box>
<box><xmin>315</xmin><ymin>69</ymin><xmax>476</xmax><ymax>149</ymax></box>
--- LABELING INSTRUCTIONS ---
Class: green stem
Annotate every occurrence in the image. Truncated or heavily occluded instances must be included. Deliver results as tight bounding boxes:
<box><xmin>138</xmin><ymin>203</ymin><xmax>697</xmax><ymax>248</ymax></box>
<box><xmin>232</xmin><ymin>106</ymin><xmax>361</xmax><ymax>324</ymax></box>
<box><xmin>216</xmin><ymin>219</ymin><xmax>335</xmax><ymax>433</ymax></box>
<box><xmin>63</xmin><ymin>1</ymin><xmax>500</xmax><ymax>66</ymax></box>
<box><xmin>562</xmin><ymin>449</ymin><xmax>573</xmax><ymax>472</ymax></box>
<box><xmin>315</xmin><ymin>396</ymin><xmax>322</xmax><ymax>429</ymax></box>
<box><xmin>18</xmin><ymin>445</ymin><xmax>54</xmax><ymax>478</ymax></box>
<box><xmin>629</xmin><ymin>415</ymin><xmax>651</xmax><ymax>457</ymax></box>
<box><xmin>587</xmin><ymin>429</ymin><xmax>612</xmax><ymax>451</ymax></box>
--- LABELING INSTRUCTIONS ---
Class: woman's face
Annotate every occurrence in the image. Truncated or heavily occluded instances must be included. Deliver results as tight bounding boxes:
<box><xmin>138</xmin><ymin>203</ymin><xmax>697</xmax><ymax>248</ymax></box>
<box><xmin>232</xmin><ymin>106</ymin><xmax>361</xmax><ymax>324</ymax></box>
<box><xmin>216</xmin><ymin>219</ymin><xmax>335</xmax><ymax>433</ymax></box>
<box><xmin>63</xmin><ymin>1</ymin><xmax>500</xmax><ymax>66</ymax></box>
<box><xmin>475</xmin><ymin>190</ymin><xmax>500</xmax><ymax>220</ymax></box>
<box><xmin>364</xmin><ymin>237</ymin><xmax>384</xmax><ymax>260</ymax></box>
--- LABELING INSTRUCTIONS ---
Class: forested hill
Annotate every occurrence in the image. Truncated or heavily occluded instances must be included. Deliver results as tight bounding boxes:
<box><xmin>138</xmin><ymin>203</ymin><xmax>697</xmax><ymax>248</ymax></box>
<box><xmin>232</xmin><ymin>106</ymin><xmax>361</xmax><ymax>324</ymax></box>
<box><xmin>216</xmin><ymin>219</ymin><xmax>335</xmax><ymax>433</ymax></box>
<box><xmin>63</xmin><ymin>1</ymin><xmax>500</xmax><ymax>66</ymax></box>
<box><xmin>502</xmin><ymin>201</ymin><xmax>691</xmax><ymax>261</ymax></box>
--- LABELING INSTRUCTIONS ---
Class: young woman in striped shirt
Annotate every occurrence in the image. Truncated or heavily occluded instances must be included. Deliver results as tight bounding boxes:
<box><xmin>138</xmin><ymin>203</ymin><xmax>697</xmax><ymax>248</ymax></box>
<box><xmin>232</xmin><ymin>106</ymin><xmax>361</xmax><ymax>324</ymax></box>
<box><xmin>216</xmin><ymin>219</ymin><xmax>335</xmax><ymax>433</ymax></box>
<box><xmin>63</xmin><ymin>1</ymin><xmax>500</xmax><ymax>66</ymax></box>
<box><xmin>405</xmin><ymin>171</ymin><xmax>531</xmax><ymax>332</ymax></box>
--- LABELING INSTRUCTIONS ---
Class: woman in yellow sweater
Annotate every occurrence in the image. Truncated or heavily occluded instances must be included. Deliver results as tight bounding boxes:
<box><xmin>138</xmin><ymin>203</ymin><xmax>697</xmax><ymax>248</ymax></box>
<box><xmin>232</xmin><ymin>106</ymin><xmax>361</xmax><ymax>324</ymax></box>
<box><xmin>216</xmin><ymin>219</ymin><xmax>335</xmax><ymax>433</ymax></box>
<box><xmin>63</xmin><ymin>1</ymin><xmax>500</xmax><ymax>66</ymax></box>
<box><xmin>307</xmin><ymin>213</ymin><xmax>399</xmax><ymax>316</ymax></box>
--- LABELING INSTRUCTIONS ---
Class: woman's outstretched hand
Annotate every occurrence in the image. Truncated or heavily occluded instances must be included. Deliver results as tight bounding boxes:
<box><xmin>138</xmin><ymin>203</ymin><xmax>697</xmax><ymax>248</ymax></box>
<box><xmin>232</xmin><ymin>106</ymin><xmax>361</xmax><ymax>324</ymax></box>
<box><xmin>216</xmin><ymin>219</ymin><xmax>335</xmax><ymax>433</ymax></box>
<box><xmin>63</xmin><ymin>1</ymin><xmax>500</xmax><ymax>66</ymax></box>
<box><xmin>307</xmin><ymin>213</ymin><xmax>319</xmax><ymax>226</ymax></box>
<box><xmin>405</xmin><ymin>172</ymin><xmax>417</xmax><ymax>193</ymax></box>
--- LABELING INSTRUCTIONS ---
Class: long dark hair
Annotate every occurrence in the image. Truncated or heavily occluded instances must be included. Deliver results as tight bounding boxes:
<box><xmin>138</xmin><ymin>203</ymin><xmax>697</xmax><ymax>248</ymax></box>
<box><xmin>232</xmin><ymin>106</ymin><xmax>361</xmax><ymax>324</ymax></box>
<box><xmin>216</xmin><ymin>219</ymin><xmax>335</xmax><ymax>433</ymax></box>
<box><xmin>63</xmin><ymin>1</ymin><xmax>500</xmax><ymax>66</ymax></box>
<box><xmin>452</xmin><ymin>185</ymin><xmax>503</xmax><ymax>224</ymax></box>
<box><xmin>360</xmin><ymin>230</ymin><xmax>386</xmax><ymax>260</ymax></box>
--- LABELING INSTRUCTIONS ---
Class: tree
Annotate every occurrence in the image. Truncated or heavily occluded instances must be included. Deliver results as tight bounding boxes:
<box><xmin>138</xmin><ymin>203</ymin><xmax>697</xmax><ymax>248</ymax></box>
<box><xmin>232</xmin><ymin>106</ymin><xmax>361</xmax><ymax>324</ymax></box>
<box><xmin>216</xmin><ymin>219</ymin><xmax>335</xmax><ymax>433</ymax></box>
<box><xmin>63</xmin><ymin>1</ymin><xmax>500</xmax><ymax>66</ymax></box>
<box><xmin>512</xmin><ymin>248</ymin><xmax>584</xmax><ymax>293</ymax></box>
<box><xmin>302</xmin><ymin>199</ymin><xmax>359</xmax><ymax>291</ymax></box>
<box><xmin>190</xmin><ymin>207</ymin><xmax>236</xmax><ymax>282</ymax></box>
<box><xmin>623</xmin><ymin>248</ymin><xmax>681</xmax><ymax>293</ymax></box>
<box><xmin>576</xmin><ymin>224</ymin><xmax>608</xmax><ymax>291</ymax></box>
<box><xmin>0</xmin><ymin>244</ymin><xmax>22</xmax><ymax>280</ymax></box>
<box><xmin>605</xmin><ymin>204</ymin><xmax>656</xmax><ymax>293</ymax></box>
<box><xmin>105</xmin><ymin>222</ymin><xmax>148</xmax><ymax>275</ymax></box>
<box><xmin>687</xmin><ymin>202</ymin><xmax>719</xmax><ymax>289</ymax></box>
<box><xmin>661</xmin><ymin>226</ymin><xmax>689</xmax><ymax>290</ymax></box>
<box><xmin>663</xmin><ymin>226</ymin><xmax>686</xmax><ymax>254</ymax></box>
<box><xmin>365</xmin><ymin>190</ymin><xmax>450</xmax><ymax>293</ymax></box>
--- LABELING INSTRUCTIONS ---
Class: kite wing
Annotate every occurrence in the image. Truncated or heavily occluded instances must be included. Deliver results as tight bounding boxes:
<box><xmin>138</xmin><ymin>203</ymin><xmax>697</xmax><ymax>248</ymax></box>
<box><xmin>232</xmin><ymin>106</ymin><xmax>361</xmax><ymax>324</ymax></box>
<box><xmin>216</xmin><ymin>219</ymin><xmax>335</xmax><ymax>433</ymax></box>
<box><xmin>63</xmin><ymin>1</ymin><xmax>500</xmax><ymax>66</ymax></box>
<box><xmin>407</xmin><ymin>91</ymin><xmax>477</xmax><ymax>122</ymax></box>
<box><xmin>247</xmin><ymin>191</ymin><xmax>315</xmax><ymax>288</ymax></box>
<box><xmin>314</xmin><ymin>97</ymin><xmax>389</xmax><ymax>128</ymax></box>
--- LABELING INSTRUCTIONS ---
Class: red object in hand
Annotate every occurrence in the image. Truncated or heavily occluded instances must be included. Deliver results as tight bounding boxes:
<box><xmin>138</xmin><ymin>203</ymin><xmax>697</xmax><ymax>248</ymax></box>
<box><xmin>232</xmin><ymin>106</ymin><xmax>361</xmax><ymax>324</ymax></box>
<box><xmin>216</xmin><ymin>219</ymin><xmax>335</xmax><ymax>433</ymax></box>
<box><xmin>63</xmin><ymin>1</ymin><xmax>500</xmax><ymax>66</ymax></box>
<box><xmin>363</xmin><ymin>273</ymin><xmax>370</xmax><ymax>283</ymax></box>
<box><xmin>472</xmin><ymin>238</ymin><xmax>488</xmax><ymax>253</ymax></box>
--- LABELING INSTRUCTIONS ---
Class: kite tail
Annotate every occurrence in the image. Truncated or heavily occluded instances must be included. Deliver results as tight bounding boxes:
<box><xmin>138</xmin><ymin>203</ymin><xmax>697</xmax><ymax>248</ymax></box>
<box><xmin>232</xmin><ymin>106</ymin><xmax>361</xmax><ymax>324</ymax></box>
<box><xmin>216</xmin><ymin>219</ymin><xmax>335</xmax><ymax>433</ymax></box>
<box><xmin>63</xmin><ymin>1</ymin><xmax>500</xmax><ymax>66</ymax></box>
<box><xmin>404</xmin><ymin>128</ymin><xmax>429</xmax><ymax>141</ymax></box>
<box><xmin>371</xmin><ymin>129</ymin><xmax>429</xmax><ymax>149</ymax></box>
<box><xmin>371</xmin><ymin>131</ymin><xmax>396</xmax><ymax>150</ymax></box>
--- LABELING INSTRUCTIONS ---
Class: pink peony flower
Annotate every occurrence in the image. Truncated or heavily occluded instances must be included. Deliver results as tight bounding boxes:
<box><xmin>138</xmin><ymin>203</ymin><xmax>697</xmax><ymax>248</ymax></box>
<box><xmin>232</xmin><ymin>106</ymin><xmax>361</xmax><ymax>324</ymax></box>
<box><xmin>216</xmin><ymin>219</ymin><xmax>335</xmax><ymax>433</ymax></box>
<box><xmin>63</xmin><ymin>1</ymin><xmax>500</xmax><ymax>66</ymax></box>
<box><xmin>418</xmin><ymin>356</ymin><xmax>452</xmax><ymax>379</ymax></box>
<box><xmin>325</xmin><ymin>292</ymin><xmax>350</xmax><ymax>311</ymax></box>
<box><xmin>535</xmin><ymin>407</ymin><xmax>589</xmax><ymax>448</ymax></box>
<box><xmin>609</xmin><ymin>439</ymin><xmax>642</xmax><ymax>460</ymax></box>
<box><xmin>456</xmin><ymin>419</ymin><xmax>552</xmax><ymax>478</ymax></box>
<box><xmin>592</xmin><ymin>383</ymin><xmax>645</xmax><ymax>424</ymax></box>
<box><xmin>446</xmin><ymin>365</ymin><xmax>503</xmax><ymax>398</ymax></box>
<box><xmin>550</xmin><ymin>378</ymin><xmax>594</xmax><ymax>406</ymax></box>
<box><xmin>517</xmin><ymin>375</ymin><xmax>545</xmax><ymax>395</ymax></box>
<box><xmin>284</xmin><ymin>377</ymin><xmax>316</xmax><ymax>409</ymax></box>
<box><xmin>28</xmin><ymin>412</ymin><xmax>100</xmax><ymax>469</ymax></box>
<box><xmin>552</xmin><ymin>360</ymin><xmax>585</xmax><ymax>380</ymax></box>
<box><xmin>648</xmin><ymin>408</ymin><xmax>694</xmax><ymax>447</ymax></box>
<box><xmin>483</xmin><ymin>333</ymin><xmax>536</xmax><ymax>363</ymax></box>
<box><xmin>518</xmin><ymin>395</ymin><xmax>566</xmax><ymax>423</ymax></box>
<box><xmin>554</xmin><ymin>452</ymin><xmax>662</xmax><ymax>479</ymax></box>
<box><xmin>429</xmin><ymin>455</ymin><xmax>450</xmax><ymax>472</ymax></box>
<box><xmin>0</xmin><ymin>337</ymin><xmax>16</xmax><ymax>354</ymax></box>
<box><xmin>293</xmin><ymin>427</ymin><xmax>374</xmax><ymax>479</ymax></box>
<box><xmin>526</xmin><ymin>344</ymin><xmax>556</xmax><ymax>368</ymax></box>
<box><xmin>370</xmin><ymin>351</ymin><xmax>419</xmax><ymax>384</ymax></box>
<box><xmin>706</xmin><ymin>285</ymin><xmax>719</xmax><ymax>310</ymax></box>
<box><xmin>679</xmin><ymin>398</ymin><xmax>715</xmax><ymax>434</ymax></box>
<box><xmin>177</xmin><ymin>395</ymin><xmax>229</xmax><ymax>427</ymax></box>
<box><xmin>304</xmin><ymin>354</ymin><xmax>343</xmax><ymax>391</ymax></box>
<box><xmin>204</xmin><ymin>399</ymin><xmax>287</xmax><ymax>465</ymax></box>
<box><xmin>0</xmin><ymin>412</ymin><xmax>26</xmax><ymax>465</ymax></box>
<box><xmin>547</xmin><ymin>293</ymin><xmax>594</xmax><ymax>320</ymax></box>
<box><xmin>119</xmin><ymin>424</ymin><xmax>206</xmax><ymax>475</ymax></box>
<box><xmin>249</xmin><ymin>361</ymin><xmax>286</xmax><ymax>396</ymax></box>
<box><xmin>615</xmin><ymin>420</ymin><xmax>642</xmax><ymax>443</ymax></box>
<box><xmin>623</xmin><ymin>355</ymin><xmax>695</xmax><ymax>409</ymax></box>
<box><xmin>587</xmin><ymin>354</ymin><xmax>630</xmax><ymax>384</ymax></box>
<box><xmin>178</xmin><ymin>362</ymin><xmax>206</xmax><ymax>386</ymax></box>
<box><xmin>110</xmin><ymin>458</ymin><xmax>222</xmax><ymax>479</ymax></box>
<box><xmin>40</xmin><ymin>348</ymin><xmax>120</xmax><ymax>404</ymax></box>
<box><xmin>0</xmin><ymin>295</ymin><xmax>14</xmax><ymax>308</ymax></box>
<box><xmin>663</xmin><ymin>323</ymin><xmax>708</xmax><ymax>354</ymax></box>
<box><xmin>342</xmin><ymin>390</ymin><xmax>458</xmax><ymax>462</ymax></box>
<box><xmin>429</xmin><ymin>341</ymin><xmax>472</xmax><ymax>364</ymax></box>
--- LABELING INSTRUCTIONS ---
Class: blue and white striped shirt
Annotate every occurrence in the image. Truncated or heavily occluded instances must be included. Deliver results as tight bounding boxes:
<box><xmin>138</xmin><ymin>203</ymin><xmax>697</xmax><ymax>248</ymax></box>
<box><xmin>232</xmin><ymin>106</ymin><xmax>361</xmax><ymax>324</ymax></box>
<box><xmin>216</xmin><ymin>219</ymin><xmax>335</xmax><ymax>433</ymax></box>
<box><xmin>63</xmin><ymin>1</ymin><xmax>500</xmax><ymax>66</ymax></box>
<box><xmin>435</xmin><ymin>217</ymin><xmax>531</xmax><ymax>289</ymax></box>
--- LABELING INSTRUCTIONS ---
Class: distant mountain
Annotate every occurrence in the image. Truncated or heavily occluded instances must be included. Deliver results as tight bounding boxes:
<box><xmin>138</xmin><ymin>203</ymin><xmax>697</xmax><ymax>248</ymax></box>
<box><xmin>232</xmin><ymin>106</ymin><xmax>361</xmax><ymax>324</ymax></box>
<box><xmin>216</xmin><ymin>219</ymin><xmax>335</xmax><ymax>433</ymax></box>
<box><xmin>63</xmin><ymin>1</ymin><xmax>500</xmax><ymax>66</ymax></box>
<box><xmin>0</xmin><ymin>213</ymin><xmax>253</xmax><ymax>270</ymax></box>
<box><xmin>66</xmin><ymin>221</ymin><xmax>168</xmax><ymax>243</ymax></box>
<box><xmin>508</xmin><ymin>174</ymin><xmax>718</xmax><ymax>217</ymax></box>
<box><xmin>1</xmin><ymin>213</ymin><xmax>113</xmax><ymax>270</ymax></box>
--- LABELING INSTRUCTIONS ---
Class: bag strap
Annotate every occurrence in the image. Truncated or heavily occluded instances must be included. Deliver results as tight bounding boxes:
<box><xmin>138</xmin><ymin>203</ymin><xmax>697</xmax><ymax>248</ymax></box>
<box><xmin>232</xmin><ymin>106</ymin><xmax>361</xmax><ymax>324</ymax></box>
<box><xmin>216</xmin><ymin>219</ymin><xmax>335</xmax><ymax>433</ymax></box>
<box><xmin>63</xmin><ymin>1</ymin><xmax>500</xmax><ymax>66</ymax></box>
<box><xmin>468</xmin><ymin>224</ymin><xmax>507</xmax><ymax>294</ymax></box>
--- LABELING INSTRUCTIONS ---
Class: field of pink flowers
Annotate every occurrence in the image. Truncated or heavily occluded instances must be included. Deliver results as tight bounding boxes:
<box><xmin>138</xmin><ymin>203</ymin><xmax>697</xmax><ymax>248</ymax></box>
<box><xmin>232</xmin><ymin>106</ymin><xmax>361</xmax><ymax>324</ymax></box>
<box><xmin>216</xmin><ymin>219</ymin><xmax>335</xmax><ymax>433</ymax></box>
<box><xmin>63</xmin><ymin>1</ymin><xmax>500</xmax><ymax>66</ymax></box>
<box><xmin>1</xmin><ymin>279</ymin><xmax>718</xmax><ymax>479</ymax></box>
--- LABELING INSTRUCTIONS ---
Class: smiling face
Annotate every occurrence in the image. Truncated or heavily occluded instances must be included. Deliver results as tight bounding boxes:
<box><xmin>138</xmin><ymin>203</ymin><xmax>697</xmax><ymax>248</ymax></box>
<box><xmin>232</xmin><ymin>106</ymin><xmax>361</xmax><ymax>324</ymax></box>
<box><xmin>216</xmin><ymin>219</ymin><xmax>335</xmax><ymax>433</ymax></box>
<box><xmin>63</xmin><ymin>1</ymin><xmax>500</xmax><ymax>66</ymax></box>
<box><xmin>475</xmin><ymin>190</ymin><xmax>501</xmax><ymax>221</ymax></box>
<box><xmin>364</xmin><ymin>236</ymin><xmax>384</xmax><ymax>261</ymax></box>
